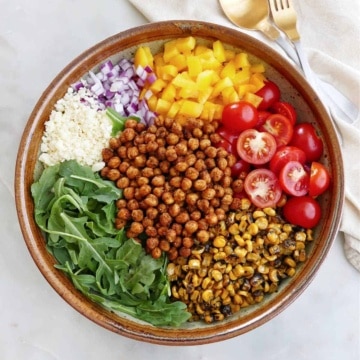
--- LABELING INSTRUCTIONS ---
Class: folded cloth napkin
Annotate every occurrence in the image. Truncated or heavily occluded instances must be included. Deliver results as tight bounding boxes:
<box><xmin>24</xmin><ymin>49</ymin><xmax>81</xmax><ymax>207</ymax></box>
<box><xmin>128</xmin><ymin>0</ymin><xmax>360</xmax><ymax>271</ymax></box>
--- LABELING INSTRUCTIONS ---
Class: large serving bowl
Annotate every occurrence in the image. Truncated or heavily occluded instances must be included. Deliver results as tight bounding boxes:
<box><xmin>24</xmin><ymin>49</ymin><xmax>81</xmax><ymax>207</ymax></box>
<box><xmin>15</xmin><ymin>21</ymin><xmax>344</xmax><ymax>345</ymax></box>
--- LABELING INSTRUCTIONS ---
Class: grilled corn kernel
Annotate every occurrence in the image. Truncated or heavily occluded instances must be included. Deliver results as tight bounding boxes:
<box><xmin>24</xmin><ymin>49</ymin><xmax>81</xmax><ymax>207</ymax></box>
<box><xmin>263</xmin><ymin>207</ymin><xmax>276</xmax><ymax>217</ymax></box>
<box><xmin>247</xmin><ymin>223</ymin><xmax>259</xmax><ymax>235</ymax></box>
<box><xmin>202</xmin><ymin>289</ymin><xmax>214</xmax><ymax>302</ymax></box>
<box><xmin>284</xmin><ymin>257</ymin><xmax>297</xmax><ymax>268</ymax></box>
<box><xmin>233</xmin><ymin>264</ymin><xmax>245</xmax><ymax>277</ymax></box>
<box><xmin>211</xmin><ymin>269</ymin><xmax>223</xmax><ymax>282</ymax></box>
<box><xmin>243</xmin><ymin>266</ymin><xmax>255</xmax><ymax>277</ymax></box>
<box><xmin>234</xmin><ymin>234</ymin><xmax>245</xmax><ymax>246</ymax></box>
<box><xmin>213</xmin><ymin>235</ymin><xmax>227</xmax><ymax>248</ymax></box>
<box><xmin>214</xmin><ymin>251</ymin><xmax>227</xmax><ymax>261</ymax></box>
<box><xmin>255</xmin><ymin>216</ymin><xmax>269</xmax><ymax>230</ymax></box>
<box><xmin>226</xmin><ymin>284</ymin><xmax>236</xmax><ymax>296</ymax></box>
<box><xmin>269</xmin><ymin>269</ymin><xmax>279</xmax><ymax>282</ymax></box>
<box><xmin>201</xmin><ymin>277</ymin><xmax>213</xmax><ymax>289</ymax></box>
<box><xmin>189</xmin><ymin>259</ymin><xmax>201</xmax><ymax>269</ymax></box>
<box><xmin>286</xmin><ymin>267</ymin><xmax>296</xmax><ymax>277</ymax></box>
<box><xmin>228</xmin><ymin>223</ymin><xmax>240</xmax><ymax>235</ymax></box>
<box><xmin>295</xmin><ymin>231</ymin><xmax>307</xmax><ymax>242</ymax></box>
<box><xmin>267</xmin><ymin>231</ymin><xmax>279</xmax><ymax>244</ymax></box>
<box><xmin>253</xmin><ymin>210</ymin><xmax>265</xmax><ymax>218</ymax></box>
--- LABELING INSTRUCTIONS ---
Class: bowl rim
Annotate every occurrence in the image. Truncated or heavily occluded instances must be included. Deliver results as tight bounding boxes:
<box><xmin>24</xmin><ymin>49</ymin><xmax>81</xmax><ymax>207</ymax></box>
<box><xmin>14</xmin><ymin>20</ymin><xmax>344</xmax><ymax>345</ymax></box>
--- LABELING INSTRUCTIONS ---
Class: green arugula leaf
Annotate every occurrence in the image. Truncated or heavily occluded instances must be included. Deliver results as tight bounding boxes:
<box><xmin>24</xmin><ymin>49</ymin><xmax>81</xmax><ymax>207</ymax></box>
<box><xmin>31</xmin><ymin>160</ymin><xmax>190</xmax><ymax>327</ymax></box>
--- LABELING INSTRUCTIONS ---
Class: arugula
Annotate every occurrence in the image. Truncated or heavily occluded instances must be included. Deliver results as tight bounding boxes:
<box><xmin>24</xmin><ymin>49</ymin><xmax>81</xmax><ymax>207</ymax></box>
<box><xmin>106</xmin><ymin>107</ymin><xmax>140</xmax><ymax>136</ymax></box>
<box><xmin>31</xmin><ymin>160</ymin><xmax>190</xmax><ymax>327</ymax></box>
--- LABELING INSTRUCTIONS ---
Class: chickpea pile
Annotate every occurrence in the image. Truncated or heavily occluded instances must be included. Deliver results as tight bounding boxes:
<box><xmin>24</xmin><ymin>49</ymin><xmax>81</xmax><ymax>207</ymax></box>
<box><xmin>100</xmin><ymin>116</ymin><xmax>237</xmax><ymax>260</ymax></box>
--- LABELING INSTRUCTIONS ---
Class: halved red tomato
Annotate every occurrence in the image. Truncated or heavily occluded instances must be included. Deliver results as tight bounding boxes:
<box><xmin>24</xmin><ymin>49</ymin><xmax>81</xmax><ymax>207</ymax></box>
<box><xmin>221</xmin><ymin>101</ymin><xmax>259</xmax><ymax>133</ymax></box>
<box><xmin>309</xmin><ymin>162</ymin><xmax>331</xmax><ymax>197</ymax></box>
<box><xmin>271</xmin><ymin>101</ymin><xmax>297</xmax><ymax>125</ymax></box>
<box><xmin>259</xmin><ymin>114</ymin><xmax>294</xmax><ymax>147</ymax></box>
<box><xmin>255</xmin><ymin>110</ymin><xmax>271</xmax><ymax>129</ymax></box>
<box><xmin>244</xmin><ymin>168</ymin><xmax>282</xmax><ymax>208</ymax></box>
<box><xmin>255</xmin><ymin>81</ymin><xmax>281</xmax><ymax>110</ymax></box>
<box><xmin>236</xmin><ymin>129</ymin><xmax>277</xmax><ymax>165</ymax></box>
<box><xmin>270</xmin><ymin>146</ymin><xmax>307</xmax><ymax>175</ymax></box>
<box><xmin>279</xmin><ymin>160</ymin><xmax>309</xmax><ymax>196</ymax></box>
<box><xmin>282</xmin><ymin>196</ymin><xmax>322</xmax><ymax>228</ymax></box>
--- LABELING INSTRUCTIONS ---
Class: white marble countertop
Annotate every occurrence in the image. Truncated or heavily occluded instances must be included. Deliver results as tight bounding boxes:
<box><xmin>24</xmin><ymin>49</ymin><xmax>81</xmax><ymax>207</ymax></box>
<box><xmin>0</xmin><ymin>1</ymin><xmax>359</xmax><ymax>359</ymax></box>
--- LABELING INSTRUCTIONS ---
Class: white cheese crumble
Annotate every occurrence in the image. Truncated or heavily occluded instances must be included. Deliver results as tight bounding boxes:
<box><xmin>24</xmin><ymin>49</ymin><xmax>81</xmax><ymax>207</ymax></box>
<box><xmin>39</xmin><ymin>87</ymin><xmax>112</xmax><ymax>171</ymax></box>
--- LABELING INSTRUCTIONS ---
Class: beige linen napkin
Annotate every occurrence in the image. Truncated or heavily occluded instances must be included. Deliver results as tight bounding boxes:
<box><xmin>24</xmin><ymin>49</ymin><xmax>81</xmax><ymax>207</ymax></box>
<box><xmin>128</xmin><ymin>0</ymin><xmax>360</xmax><ymax>271</ymax></box>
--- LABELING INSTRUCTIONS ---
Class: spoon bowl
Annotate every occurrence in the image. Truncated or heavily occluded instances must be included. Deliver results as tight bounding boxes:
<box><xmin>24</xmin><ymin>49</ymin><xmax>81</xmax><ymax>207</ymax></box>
<box><xmin>219</xmin><ymin>0</ymin><xmax>279</xmax><ymax>39</ymax></box>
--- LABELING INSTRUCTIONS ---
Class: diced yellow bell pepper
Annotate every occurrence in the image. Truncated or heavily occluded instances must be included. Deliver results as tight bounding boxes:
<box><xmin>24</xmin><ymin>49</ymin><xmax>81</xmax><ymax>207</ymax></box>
<box><xmin>249</xmin><ymin>73</ymin><xmax>266</xmax><ymax>92</ymax></box>
<box><xmin>156</xmin><ymin>98</ymin><xmax>172</xmax><ymax>114</ymax></box>
<box><xmin>161</xmin><ymin>83</ymin><xmax>177</xmax><ymax>102</ymax></box>
<box><xmin>250</xmin><ymin>63</ymin><xmax>266</xmax><ymax>73</ymax></box>
<box><xmin>220</xmin><ymin>60</ymin><xmax>236</xmax><ymax>79</ymax></box>
<box><xmin>172</xmin><ymin>72</ymin><xmax>194</xmax><ymax>88</ymax></box>
<box><xmin>134</xmin><ymin>46</ymin><xmax>153</xmax><ymax>69</ymax></box>
<box><xmin>178</xmin><ymin>100</ymin><xmax>203</xmax><ymax>117</ymax></box>
<box><xmin>222</xmin><ymin>86</ymin><xmax>240</xmax><ymax>105</ymax></box>
<box><xmin>242</xmin><ymin>92</ymin><xmax>263</xmax><ymax>108</ymax></box>
<box><xmin>175</xmin><ymin>36</ymin><xmax>196</xmax><ymax>53</ymax></box>
<box><xmin>149</xmin><ymin>78</ymin><xmax>167</xmax><ymax>94</ymax></box>
<box><xmin>213</xmin><ymin>40</ymin><xmax>226</xmax><ymax>63</ymax></box>
<box><xmin>234</xmin><ymin>52</ymin><xmax>250</xmax><ymax>68</ymax></box>
<box><xmin>147</xmin><ymin>95</ymin><xmax>158</xmax><ymax>112</ymax></box>
<box><xmin>163</xmin><ymin>40</ymin><xmax>179</xmax><ymax>62</ymax></box>
<box><xmin>187</xmin><ymin>55</ymin><xmax>203</xmax><ymax>78</ymax></box>
<box><xmin>233</xmin><ymin>68</ymin><xmax>251</xmax><ymax>85</ymax></box>
<box><xmin>238</xmin><ymin>83</ymin><xmax>257</xmax><ymax>97</ymax></box>
<box><xmin>168</xmin><ymin>54</ymin><xmax>187</xmax><ymax>71</ymax></box>
<box><xmin>196</xmin><ymin>70</ymin><xmax>217</xmax><ymax>91</ymax></box>
<box><xmin>167</xmin><ymin>101</ymin><xmax>181</xmax><ymax>118</ymax></box>
<box><xmin>159</xmin><ymin>64</ymin><xmax>178</xmax><ymax>80</ymax></box>
<box><xmin>225</xmin><ymin>49</ymin><xmax>235</xmax><ymax>61</ymax></box>
<box><xmin>197</xmin><ymin>87</ymin><xmax>213</xmax><ymax>104</ymax></box>
<box><xmin>211</xmin><ymin>77</ymin><xmax>233</xmax><ymax>98</ymax></box>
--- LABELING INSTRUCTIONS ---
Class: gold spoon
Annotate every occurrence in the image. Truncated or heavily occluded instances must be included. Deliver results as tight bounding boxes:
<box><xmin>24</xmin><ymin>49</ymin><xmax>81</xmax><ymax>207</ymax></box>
<box><xmin>219</xmin><ymin>0</ymin><xmax>299</xmax><ymax>65</ymax></box>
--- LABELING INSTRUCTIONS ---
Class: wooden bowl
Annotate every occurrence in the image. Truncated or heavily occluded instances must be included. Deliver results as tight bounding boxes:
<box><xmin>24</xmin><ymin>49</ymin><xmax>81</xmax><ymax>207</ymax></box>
<box><xmin>15</xmin><ymin>21</ymin><xmax>344</xmax><ymax>345</ymax></box>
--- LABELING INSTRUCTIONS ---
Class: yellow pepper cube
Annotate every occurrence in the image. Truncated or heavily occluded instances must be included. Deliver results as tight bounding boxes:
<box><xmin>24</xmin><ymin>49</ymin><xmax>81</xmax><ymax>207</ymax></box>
<box><xmin>172</xmin><ymin>72</ymin><xmax>194</xmax><ymax>88</ymax></box>
<box><xmin>243</xmin><ymin>92</ymin><xmax>263</xmax><ymax>108</ymax></box>
<box><xmin>159</xmin><ymin>64</ymin><xmax>178</xmax><ymax>80</ymax></box>
<box><xmin>168</xmin><ymin>54</ymin><xmax>187</xmax><ymax>71</ymax></box>
<box><xmin>178</xmin><ymin>100</ymin><xmax>203</xmax><ymax>117</ymax></box>
<box><xmin>249</xmin><ymin>73</ymin><xmax>266</xmax><ymax>92</ymax></box>
<box><xmin>200</xmin><ymin>102</ymin><xmax>223</xmax><ymax>121</ymax></box>
<box><xmin>147</xmin><ymin>95</ymin><xmax>158</xmax><ymax>112</ymax></box>
<box><xmin>238</xmin><ymin>84</ymin><xmax>257</xmax><ymax>97</ymax></box>
<box><xmin>134</xmin><ymin>46</ymin><xmax>153</xmax><ymax>68</ymax></box>
<box><xmin>201</xmin><ymin>57</ymin><xmax>222</xmax><ymax>71</ymax></box>
<box><xmin>250</xmin><ymin>63</ymin><xmax>266</xmax><ymax>73</ymax></box>
<box><xmin>161</xmin><ymin>83</ymin><xmax>177</xmax><ymax>102</ymax></box>
<box><xmin>163</xmin><ymin>40</ymin><xmax>180</xmax><ymax>63</ymax></box>
<box><xmin>225</xmin><ymin>49</ymin><xmax>236</xmax><ymax>61</ymax></box>
<box><xmin>233</xmin><ymin>68</ymin><xmax>251</xmax><ymax>85</ymax></box>
<box><xmin>222</xmin><ymin>86</ymin><xmax>240</xmax><ymax>105</ymax></box>
<box><xmin>156</xmin><ymin>98</ymin><xmax>172</xmax><ymax>115</ymax></box>
<box><xmin>213</xmin><ymin>40</ymin><xmax>226</xmax><ymax>63</ymax></box>
<box><xmin>234</xmin><ymin>52</ymin><xmax>250</xmax><ymax>68</ymax></box>
<box><xmin>175</xmin><ymin>36</ymin><xmax>196</xmax><ymax>53</ymax></box>
<box><xmin>197</xmin><ymin>87</ymin><xmax>213</xmax><ymax>104</ymax></box>
<box><xmin>194</xmin><ymin>45</ymin><xmax>213</xmax><ymax>57</ymax></box>
<box><xmin>154</xmin><ymin>53</ymin><xmax>166</xmax><ymax>67</ymax></box>
<box><xmin>220</xmin><ymin>61</ymin><xmax>236</xmax><ymax>79</ymax></box>
<box><xmin>196</xmin><ymin>70</ymin><xmax>217</xmax><ymax>91</ymax></box>
<box><xmin>178</xmin><ymin>81</ymin><xmax>198</xmax><ymax>99</ymax></box>
<box><xmin>187</xmin><ymin>55</ymin><xmax>203</xmax><ymax>78</ymax></box>
<box><xmin>149</xmin><ymin>78</ymin><xmax>167</xmax><ymax>94</ymax></box>
<box><xmin>167</xmin><ymin>101</ymin><xmax>181</xmax><ymax>118</ymax></box>
<box><xmin>211</xmin><ymin>77</ymin><xmax>233</xmax><ymax>98</ymax></box>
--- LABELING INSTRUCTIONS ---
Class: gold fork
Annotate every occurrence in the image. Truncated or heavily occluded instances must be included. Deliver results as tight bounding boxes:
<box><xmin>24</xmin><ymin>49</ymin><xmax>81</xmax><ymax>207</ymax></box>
<box><xmin>268</xmin><ymin>0</ymin><xmax>358</xmax><ymax>123</ymax></box>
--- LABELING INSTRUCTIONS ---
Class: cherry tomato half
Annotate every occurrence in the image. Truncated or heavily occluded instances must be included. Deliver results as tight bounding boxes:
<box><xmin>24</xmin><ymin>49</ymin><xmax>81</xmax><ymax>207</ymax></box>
<box><xmin>244</xmin><ymin>168</ymin><xmax>282</xmax><ymax>208</ymax></box>
<box><xmin>259</xmin><ymin>113</ymin><xmax>294</xmax><ymax>147</ymax></box>
<box><xmin>221</xmin><ymin>101</ymin><xmax>259</xmax><ymax>133</ymax></box>
<box><xmin>271</xmin><ymin>101</ymin><xmax>297</xmax><ymax>125</ymax></box>
<box><xmin>279</xmin><ymin>160</ymin><xmax>310</xmax><ymax>196</ymax></box>
<box><xmin>255</xmin><ymin>110</ymin><xmax>271</xmax><ymax>129</ymax></box>
<box><xmin>282</xmin><ymin>196</ymin><xmax>322</xmax><ymax>228</ymax></box>
<box><xmin>270</xmin><ymin>146</ymin><xmax>307</xmax><ymax>175</ymax></box>
<box><xmin>255</xmin><ymin>80</ymin><xmax>281</xmax><ymax>110</ymax></box>
<box><xmin>309</xmin><ymin>162</ymin><xmax>331</xmax><ymax>197</ymax></box>
<box><xmin>289</xmin><ymin>123</ymin><xmax>323</xmax><ymax>162</ymax></box>
<box><xmin>236</xmin><ymin>129</ymin><xmax>277</xmax><ymax>165</ymax></box>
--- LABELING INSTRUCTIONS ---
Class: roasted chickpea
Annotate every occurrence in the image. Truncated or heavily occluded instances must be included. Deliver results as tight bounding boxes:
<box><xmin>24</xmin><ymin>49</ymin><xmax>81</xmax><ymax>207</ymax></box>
<box><xmin>129</xmin><ymin>221</ymin><xmax>143</xmax><ymax>236</ymax></box>
<box><xmin>125</xmin><ymin>118</ymin><xmax>138</xmax><ymax>129</ymax></box>
<box><xmin>105</xmin><ymin>168</ymin><xmax>120</xmax><ymax>181</ymax></box>
<box><xmin>173</xmin><ymin>188</ymin><xmax>186</xmax><ymax>203</ymax></box>
<box><xmin>102</xmin><ymin>148</ymin><xmax>114</xmax><ymax>162</ymax></box>
<box><xmin>127</xmin><ymin>199</ymin><xmax>139</xmax><ymax>211</ymax></box>
<box><xmin>190</xmin><ymin>210</ymin><xmax>202</xmax><ymax>221</ymax></box>
<box><xmin>194</xmin><ymin>159</ymin><xmax>206</xmax><ymax>172</ymax></box>
<box><xmin>123</xmin><ymin>187</ymin><xmax>135</xmax><ymax>200</ymax></box>
<box><xmin>186</xmin><ymin>192</ymin><xmax>199</xmax><ymax>206</ymax></box>
<box><xmin>143</xmin><ymin>194</ymin><xmax>159</xmax><ymax>207</ymax></box>
<box><xmin>168</xmin><ymin>203</ymin><xmax>181</xmax><ymax>217</ymax></box>
<box><xmin>146</xmin><ymin>237</ymin><xmax>159</xmax><ymax>250</ymax></box>
<box><xmin>159</xmin><ymin>212</ymin><xmax>172</xmax><ymax>227</ymax></box>
<box><xmin>181</xmin><ymin>178</ymin><xmax>192</xmax><ymax>192</ymax></box>
<box><xmin>141</xmin><ymin>167</ymin><xmax>154</xmax><ymax>178</ymax></box>
<box><xmin>159</xmin><ymin>240</ymin><xmax>171</xmax><ymax>252</ymax></box>
<box><xmin>118</xmin><ymin>161</ymin><xmax>130</xmax><ymax>174</ymax></box>
<box><xmin>117</xmin><ymin>208</ymin><xmax>131</xmax><ymax>220</ymax></box>
<box><xmin>184</xmin><ymin>220</ymin><xmax>199</xmax><ymax>235</ymax></box>
<box><xmin>122</xmin><ymin>127</ymin><xmax>136</xmax><ymax>142</ymax></box>
<box><xmin>116</xmin><ymin>199</ymin><xmax>127</xmax><ymax>209</ymax></box>
<box><xmin>151</xmin><ymin>175</ymin><xmax>165</xmax><ymax>187</ymax></box>
<box><xmin>126</xmin><ymin>166</ymin><xmax>140</xmax><ymax>179</ymax></box>
<box><xmin>197</xmin><ymin>230</ymin><xmax>210</xmax><ymax>243</ymax></box>
<box><xmin>175</xmin><ymin>211</ymin><xmax>190</xmax><ymax>224</ymax></box>
<box><xmin>210</xmin><ymin>167</ymin><xmax>224</xmax><ymax>182</ymax></box>
<box><xmin>185</xmin><ymin>167</ymin><xmax>199</xmax><ymax>181</ymax></box>
<box><xmin>193</xmin><ymin>179</ymin><xmax>207</xmax><ymax>191</ymax></box>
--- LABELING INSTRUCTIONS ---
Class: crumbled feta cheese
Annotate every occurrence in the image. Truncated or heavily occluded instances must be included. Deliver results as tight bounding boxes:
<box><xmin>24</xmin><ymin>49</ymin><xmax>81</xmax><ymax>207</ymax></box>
<box><xmin>39</xmin><ymin>87</ymin><xmax>112</xmax><ymax>169</ymax></box>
